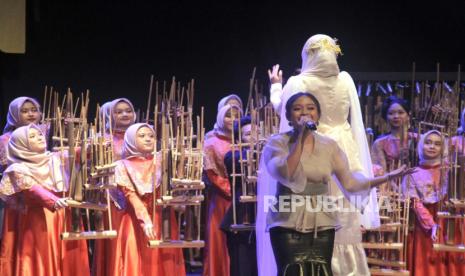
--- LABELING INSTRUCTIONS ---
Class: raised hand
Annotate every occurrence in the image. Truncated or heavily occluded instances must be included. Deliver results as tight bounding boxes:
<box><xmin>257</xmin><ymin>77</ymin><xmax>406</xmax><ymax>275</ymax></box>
<box><xmin>268</xmin><ymin>64</ymin><xmax>283</xmax><ymax>84</ymax></box>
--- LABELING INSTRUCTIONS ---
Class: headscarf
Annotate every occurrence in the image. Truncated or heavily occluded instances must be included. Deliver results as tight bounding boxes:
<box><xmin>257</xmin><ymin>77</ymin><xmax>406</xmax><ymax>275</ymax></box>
<box><xmin>109</xmin><ymin>98</ymin><xmax>136</xmax><ymax>131</ymax></box>
<box><xmin>7</xmin><ymin>124</ymin><xmax>50</xmax><ymax>167</ymax></box>
<box><xmin>212</xmin><ymin>94</ymin><xmax>243</xmax><ymax>133</ymax></box>
<box><xmin>0</xmin><ymin>124</ymin><xmax>66</xmax><ymax>198</ymax></box>
<box><xmin>300</xmin><ymin>34</ymin><xmax>341</xmax><ymax>78</ymax></box>
<box><xmin>217</xmin><ymin>94</ymin><xmax>243</xmax><ymax>112</ymax></box>
<box><xmin>116</xmin><ymin>123</ymin><xmax>159</xmax><ymax>196</ymax></box>
<box><xmin>3</xmin><ymin>97</ymin><xmax>41</xmax><ymax>134</ymax></box>
<box><xmin>122</xmin><ymin>123</ymin><xmax>154</xmax><ymax>159</ymax></box>
<box><xmin>418</xmin><ymin>130</ymin><xmax>444</xmax><ymax>166</ymax></box>
<box><xmin>99</xmin><ymin>101</ymin><xmax>112</xmax><ymax>132</ymax></box>
<box><xmin>215</xmin><ymin>104</ymin><xmax>242</xmax><ymax>137</ymax></box>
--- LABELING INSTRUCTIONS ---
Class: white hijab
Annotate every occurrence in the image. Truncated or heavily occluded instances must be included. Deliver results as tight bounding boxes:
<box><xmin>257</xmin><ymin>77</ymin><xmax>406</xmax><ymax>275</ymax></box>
<box><xmin>418</xmin><ymin>130</ymin><xmax>444</xmax><ymax>166</ymax></box>
<box><xmin>3</xmin><ymin>97</ymin><xmax>41</xmax><ymax>134</ymax></box>
<box><xmin>215</xmin><ymin>104</ymin><xmax>242</xmax><ymax>137</ymax></box>
<box><xmin>213</xmin><ymin>94</ymin><xmax>243</xmax><ymax>132</ymax></box>
<box><xmin>301</xmin><ymin>34</ymin><xmax>341</xmax><ymax>78</ymax></box>
<box><xmin>217</xmin><ymin>94</ymin><xmax>243</xmax><ymax>112</ymax></box>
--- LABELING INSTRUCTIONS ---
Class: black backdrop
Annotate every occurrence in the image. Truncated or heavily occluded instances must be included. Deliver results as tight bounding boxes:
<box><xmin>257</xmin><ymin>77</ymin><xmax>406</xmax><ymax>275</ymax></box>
<box><xmin>1</xmin><ymin>1</ymin><xmax>464</xmax><ymax>129</ymax></box>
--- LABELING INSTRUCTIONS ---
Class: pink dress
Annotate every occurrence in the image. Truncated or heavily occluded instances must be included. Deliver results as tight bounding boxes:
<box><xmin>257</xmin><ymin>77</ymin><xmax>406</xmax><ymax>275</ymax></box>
<box><xmin>403</xmin><ymin>164</ymin><xmax>465</xmax><ymax>275</ymax></box>
<box><xmin>371</xmin><ymin>132</ymin><xmax>418</xmax><ymax>171</ymax></box>
<box><xmin>203</xmin><ymin>132</ymin><xmax>233</xmax><ymax>276</ymax></box>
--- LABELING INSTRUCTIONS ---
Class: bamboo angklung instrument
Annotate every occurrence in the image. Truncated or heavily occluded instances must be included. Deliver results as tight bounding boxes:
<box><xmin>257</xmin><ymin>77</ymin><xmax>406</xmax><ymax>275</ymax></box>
<box><xmin>148</xmin><ymin>79</ymin><xmax>205</xmax><ymax>248</ymax></box>
<box><xmin>58</xmin><ymin>89</ymin><xmax>116</xmax><ymax>240</ymax></box>
<box><xmin>433</xmin><ymin>64</ymin><xmax>465</xmax><ymax>252</ymax></box>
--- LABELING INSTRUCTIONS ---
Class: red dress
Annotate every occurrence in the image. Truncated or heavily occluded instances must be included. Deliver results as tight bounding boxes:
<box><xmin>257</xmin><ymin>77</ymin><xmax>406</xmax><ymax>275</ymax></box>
<box><xmin>203</xmin><ymin>133</ymin><xmax>233</xmax><ymax>276</ymax></box>
<box><xmin>92</xmin><ymin>130</ymin><xmax>130</xmax><ymax>276</ymax></box>
<box><xmin>404</xmin><ymin>164</ymin><xmax>465</xmax><ymax>275</ymax></box>
<box><xmin>107</xmin><ymin>157</ymin><xmax>185</xmax><ymax>276</ymax></box>
<box><xmin>0</xmin><ymin>172</ymin><xmax>90</xmax><ymax>276</ymax></box>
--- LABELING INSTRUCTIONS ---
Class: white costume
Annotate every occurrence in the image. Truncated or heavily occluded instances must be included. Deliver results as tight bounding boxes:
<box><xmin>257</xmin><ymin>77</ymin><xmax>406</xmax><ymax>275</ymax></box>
<box><xmin>258</xmin><ymin>34</ymin><xmax>379</xmax><ymax>276</ymax></box>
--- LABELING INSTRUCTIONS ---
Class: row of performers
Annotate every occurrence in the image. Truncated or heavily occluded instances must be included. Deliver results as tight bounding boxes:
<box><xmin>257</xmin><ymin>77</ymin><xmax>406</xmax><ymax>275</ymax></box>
<box><xmin>1</xmin><ymin>91</ymin><xmax>464</xmax><ymax>276</ymax></box>
<box><xmin>0</xmin><ymin>96</ymin><xmax>186</xmax><ymax>275</ymax></box>
<box><xmin>1</xmin><ymin>34</ymin><xmax>465</xmax><ymax>276</ymax></box>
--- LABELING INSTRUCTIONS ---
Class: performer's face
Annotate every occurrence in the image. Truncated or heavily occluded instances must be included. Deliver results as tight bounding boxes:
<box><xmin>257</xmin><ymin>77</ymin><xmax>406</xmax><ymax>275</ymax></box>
<box><xmin>223</xmin><ymin>107</ymin><xmax>240</xmax><ymax>133</ymax></box>
<box><xmin>387</xmin><ymin>103</ymin><xmax>409</xmax><ymax>128</ymax></box>
<box><xmin>422</xmin><ymin>133</ymin><xmax>442</xmax><ymax>160</ymax></box>
<box><xmin>19</xmin><ymin>101</ymin><xmax>40</xmax><ymax>126</ymax></box>
<box><xmin>28</xmin><ymin>127</ymin><xmax>46</xmax><ymax>153</ymax></box>
<box><xmin>113</xmin><ymin>102</ymin><xmax>134</xmax><ymax>130</ymax></box>
<box><xmin>288</xmin><ymin>96</ymin><xmax>320</xmax><ymax>126</ymax></box>
<box><xmin>241</xmin><ymin>124</ymin><xmax>252</xmax><ymax>143</ymax></box>
<box><xmin>135</xmin><ymin>126</ymin><xmax>155</xmax><ymax>154</ymax></box>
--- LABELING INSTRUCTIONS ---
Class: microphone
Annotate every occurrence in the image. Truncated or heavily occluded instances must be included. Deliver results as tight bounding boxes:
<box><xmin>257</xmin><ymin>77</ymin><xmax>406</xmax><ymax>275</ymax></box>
<box><xmin>305</xmin><ymin>121</ymin><xmax>317</xmax><ymax>131</ymax></box>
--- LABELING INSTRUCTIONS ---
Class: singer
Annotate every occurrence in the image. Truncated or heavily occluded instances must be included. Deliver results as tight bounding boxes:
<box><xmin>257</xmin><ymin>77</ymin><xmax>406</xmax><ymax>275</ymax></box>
<box><xmin>257</xmin><ymin>92</ymin><xmax>413</xmax><ymax>275</ymax></box>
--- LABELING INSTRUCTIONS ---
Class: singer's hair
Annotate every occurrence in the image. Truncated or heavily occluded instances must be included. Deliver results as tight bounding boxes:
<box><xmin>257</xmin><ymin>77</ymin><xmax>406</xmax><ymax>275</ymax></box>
<box><xmin>285</xmin><ymin>92</ymin><xmax>321</xmax><ymax>118</ymax></box>
<box><xmin>381</xmin><ymin>96</ymin><xmax>410</xmax><ymax>120</ymax></box>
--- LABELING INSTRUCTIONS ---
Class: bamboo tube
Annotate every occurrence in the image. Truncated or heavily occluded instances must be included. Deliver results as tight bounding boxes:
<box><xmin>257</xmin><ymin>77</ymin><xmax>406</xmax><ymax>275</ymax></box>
<box><xmin>231</xmin><ymin>112</ymin><xmax>237</xmax><ymax>226</ymax></box>
<box><xmin>245</xmin><ymin>67</ymin><xmax>256</xmax><ymax>115</ymax></box>
<box><xmin>46</xmin><ymin>86</ymin><xmax>53</xmax><ymax>121</ymax></box>
<box><xmin>178</xmin><ymin>110</ymin><xmax>185</xmax><ymax>179</ymax></box>
<box><xmin>146</xmin><ymin>75</ymin><xmax>154</xmax><ymax>123</ymax></box>
<box><xmin>56</xmin><ymin>107</ymin><xmax>69</xmax><ymax>233</ymax></box>
<box><xmin>42</xmin><ymin>85</ymin><xmax>48</xmax><ymax>123</ymax></box>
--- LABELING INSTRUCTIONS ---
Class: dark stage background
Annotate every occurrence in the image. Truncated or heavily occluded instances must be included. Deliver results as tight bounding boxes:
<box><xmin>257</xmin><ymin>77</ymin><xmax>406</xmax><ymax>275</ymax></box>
<box><xmin>1</xmin><ymin>1</ymin><xmax>464</xmax><ymax>129</ymax></box>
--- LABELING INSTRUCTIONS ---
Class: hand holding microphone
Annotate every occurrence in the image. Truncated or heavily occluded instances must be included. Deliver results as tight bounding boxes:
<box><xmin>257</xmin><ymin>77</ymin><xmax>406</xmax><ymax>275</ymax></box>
<box><xmin>296</xmin><ymin>116</ymin><xmax>317</xmax><ymax>134</ymax></box>
<box><xmin>305</xmin><ymin>120</ymin><xmax>317</xmax><ymax>131</ymax></box>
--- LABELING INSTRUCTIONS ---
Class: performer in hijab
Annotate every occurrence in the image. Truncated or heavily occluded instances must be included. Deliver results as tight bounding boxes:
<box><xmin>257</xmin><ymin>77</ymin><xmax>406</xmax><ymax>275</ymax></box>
<box><xmin>265</xmin><ymin>34</ymin><xmax>379</xmax><ymax>276</ymax></box>
<box><xmin>107</xmin><ymin>98</ymin><xmax>136</xmax><ymax>160</ymax></box>
<box><xmin>0</xmin><ymin>97</ymin><xmax>42</xmax><ymax>271</ymax></box>
<box><xmin>403</xmin><ymin>130</ymin><xmax>465</xmax><ymax>275</ymax></box>
<box><xmin>0</xmin><ymin>124</ymin><xmax>89</xmax><ymax>276</ymax></box>
<box><xmin>203</xmin><ymin>104</ymin><xmax>242</xmax><ymax>276</ymax></box>
<box><xmin>205</xmin><ymin>94</ymin><xmax>243</xmax><ymax>140</ymax></box>
<box><xmin>106</xmin><ymin>123</ymin><xmax>185</xmax><ymax>275</ymax></box>
<box><xmin>259</xmin><ymin>92</ymin><xmax>412</xmax><ymax>275</ymax></box>
<box><xmin>1</xmin><ymin>97</ymin><xmax>42</xmax><ymax>172</ymax></box>
<box><xmin>92</xmin><ymin>98</ymin><xmax>136</xmax><ymax>276</ymax></box>
<box><xmin>221</xmin><ymin>116</ymin><xmax>258</xmax><ymax>276</ymax></box>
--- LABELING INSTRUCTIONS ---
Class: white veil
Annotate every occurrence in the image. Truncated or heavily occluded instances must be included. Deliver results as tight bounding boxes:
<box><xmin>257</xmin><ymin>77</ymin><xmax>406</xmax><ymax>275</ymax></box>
<box><xmin>256</xmin><ymin>152</ymin><xmax>278</xmax><ymax>276</ymax></box>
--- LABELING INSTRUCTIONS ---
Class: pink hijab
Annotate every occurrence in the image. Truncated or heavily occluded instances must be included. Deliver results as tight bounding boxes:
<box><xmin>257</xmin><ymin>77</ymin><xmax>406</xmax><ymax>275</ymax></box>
<box><xmin>109</xmin><ymin>98</ymin><xmax>136</xmax><ymax>131</ymax></box>
<box><xmin>0</xmin><ymin>124</ymin><xmax>66</xmax><ymax>199</ymax></box>
<box><xmin>116</xmin><ymin>123</ymin><xmax>159</xmax><ymax>196</ymax></box>
<box><xmin>3</xmin><ymin>97</ymin><xmax>41</xmax><ymax>134</ymax></box>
